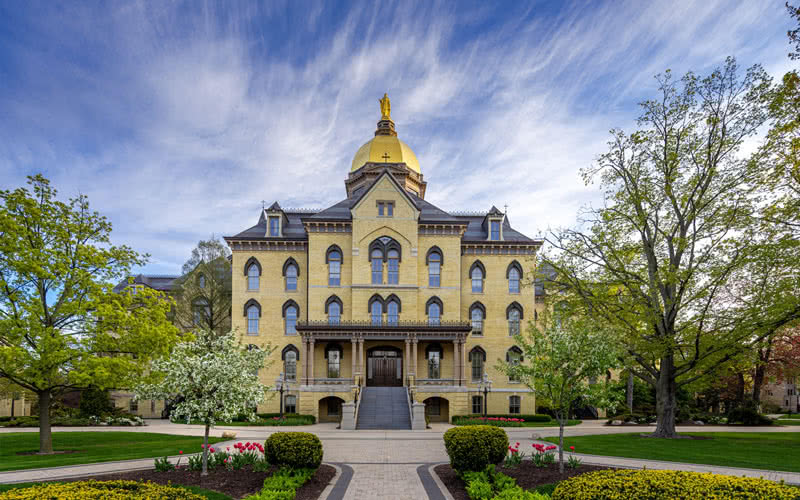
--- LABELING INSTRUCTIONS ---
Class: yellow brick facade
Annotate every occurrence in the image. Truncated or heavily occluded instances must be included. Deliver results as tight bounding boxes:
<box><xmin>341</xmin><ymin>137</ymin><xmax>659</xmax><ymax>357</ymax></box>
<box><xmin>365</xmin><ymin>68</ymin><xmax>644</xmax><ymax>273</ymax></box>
<box><xmin>225</xmin><ymin>105</ymin><xmax>543</xmax><ymax>425</ymax></box>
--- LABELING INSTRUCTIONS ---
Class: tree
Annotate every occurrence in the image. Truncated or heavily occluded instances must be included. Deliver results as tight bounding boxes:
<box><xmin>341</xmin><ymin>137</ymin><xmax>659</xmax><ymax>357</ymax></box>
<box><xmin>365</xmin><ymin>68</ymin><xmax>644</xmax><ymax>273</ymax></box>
<box><xmin>544</xmin><ymin>59</ymin><xmax>800</xmax><ymax>438</ymax></box>
<box><xmin>135</xmin><ymin>329</ymin><xmax>272</xmax><ymax>475</ymax></box>
<box><xmin>171</xmin><ymin>238</ymin><xmax>232</xmax><ymax>335</ymax></box>
<box><xmin>497</xmin><ymin>307</ymin><xmax>619</xmax><ymax>473</ymax></box>
<box><xmin>787</xmin><ymin>2</ymin><xmax>800</xmax><ymax>60</ymax></box>
<box><xmin>0</xmin><ymin>175</ymin><xmax>183</xmax><ymax>453</ymax></box>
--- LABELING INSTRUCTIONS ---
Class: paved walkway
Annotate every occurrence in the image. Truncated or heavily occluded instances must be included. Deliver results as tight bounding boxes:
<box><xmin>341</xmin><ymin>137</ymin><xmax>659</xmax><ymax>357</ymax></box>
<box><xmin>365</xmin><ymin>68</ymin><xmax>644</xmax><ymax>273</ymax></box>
<box><xmin>2</xmin><ymin>420</ymin><xmax>799</xmax><ymax>498</ymax></box>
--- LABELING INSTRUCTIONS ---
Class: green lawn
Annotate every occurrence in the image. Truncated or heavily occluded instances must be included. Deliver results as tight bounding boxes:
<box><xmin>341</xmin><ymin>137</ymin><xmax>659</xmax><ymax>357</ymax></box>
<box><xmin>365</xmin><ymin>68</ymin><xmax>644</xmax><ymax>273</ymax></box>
<box><xmin>544</xmin><ymin>432</ymin><xmax>800</xmax><ymax>473</ymax></box>
<box><xmin>778</xmin><ymin>419</ymin><xmax>800</xmax><ymax>426</ymax></box>
<box><xmin>0</xmin><ymin>432</ymin><xmax>226</xmax><ymax>471</ymax></box>
<box><xmin>0</xmin><ymin>482</ymin><xmax>231</xmax><ymax>499</ymax></box>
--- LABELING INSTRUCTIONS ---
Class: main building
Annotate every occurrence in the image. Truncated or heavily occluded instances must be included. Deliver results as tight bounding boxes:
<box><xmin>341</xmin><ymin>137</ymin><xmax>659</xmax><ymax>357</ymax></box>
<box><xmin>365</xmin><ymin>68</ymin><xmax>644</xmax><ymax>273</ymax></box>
<box><xmin>225</xmin><ymin>95</ymin><xmax>543</xmax><ymax>427</ymax></box>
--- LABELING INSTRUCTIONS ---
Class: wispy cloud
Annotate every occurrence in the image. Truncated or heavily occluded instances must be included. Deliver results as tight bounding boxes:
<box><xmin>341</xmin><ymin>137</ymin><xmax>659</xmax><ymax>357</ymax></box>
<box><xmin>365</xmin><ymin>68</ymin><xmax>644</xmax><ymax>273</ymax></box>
<box><xmin>0</xmin><ymin>0</ymin><xmax>794</xmax><ymax>273</ymax></box>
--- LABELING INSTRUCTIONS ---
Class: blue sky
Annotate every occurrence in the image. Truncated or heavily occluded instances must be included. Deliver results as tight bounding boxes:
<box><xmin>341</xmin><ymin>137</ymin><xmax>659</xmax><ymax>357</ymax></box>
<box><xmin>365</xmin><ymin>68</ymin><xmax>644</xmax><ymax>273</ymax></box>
<box><xmin>0</xmin><ymin>1</ymin><xmax>795</xmax><ymax>275</ymax></box>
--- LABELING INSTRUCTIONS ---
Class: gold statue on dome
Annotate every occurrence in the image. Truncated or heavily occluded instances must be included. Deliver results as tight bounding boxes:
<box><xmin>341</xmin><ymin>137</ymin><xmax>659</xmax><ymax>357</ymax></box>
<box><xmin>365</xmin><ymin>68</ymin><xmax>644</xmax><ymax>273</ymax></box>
<box><xmin>379</xmin><ymin>93</ymin><xmax>391</xmax><ymax>119</ymax></box>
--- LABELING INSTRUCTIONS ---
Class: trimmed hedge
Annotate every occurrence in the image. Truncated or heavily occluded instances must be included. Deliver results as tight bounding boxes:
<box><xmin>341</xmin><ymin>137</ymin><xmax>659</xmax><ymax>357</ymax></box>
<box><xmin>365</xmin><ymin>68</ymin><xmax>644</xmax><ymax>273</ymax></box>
<box><xmin>443</xmin><ymin>425</ymin><xmax>508</xmax><ymax>472</ymax></box>
<box><xmin>257</xmin><ymin>413</ymin><xmax>316</xmax><ymax>424</ymax></box>
<box><xmin>452</xmin><ymin>414</ymin><xmax>551</xmax><ymax>424</ymax></box>
<box><xmin>552</xmin><ymin>469</ymin><xmax>800</xmax><ymax>499</ymax></box>
<box><xmin>726</xmin><ymin>407</ymin><xmax>773</xmax><ymax>426</ymax></box>
<box><xmin>264</xmin><ymin>432</ymin><xmax>323</xmax><ymax>469</ymax></box>
<box><xmin>0</xmin><ymin>480</ymin><xmax>203</xmax><ymax>499</ymax></box>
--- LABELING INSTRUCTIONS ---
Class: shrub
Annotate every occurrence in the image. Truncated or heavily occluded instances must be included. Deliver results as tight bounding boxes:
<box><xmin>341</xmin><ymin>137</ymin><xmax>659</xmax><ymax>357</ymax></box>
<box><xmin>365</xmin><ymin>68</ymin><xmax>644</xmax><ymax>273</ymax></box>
<box><xmin>79</xmin><ymin>386</ymin><xmax>115</xmax><ymax>417</ymax></box>
<box><xmin>0</xmin><ymin>480</ymin><xmax>203</xmax><ymax>499</ymax></box>
<box><xmin>726</xmin><ymin>407</ymin><xmax>773</xmax><ymax>426</ymax></box>
<box><xmin>443</xmin><ymin>425</ymin><xmax>508</xmax><ymax>472</ymax></box>
<box><xmin>552</xmin><ymin>469</ymin><xmax>800</xmax><ymax>499</ymax></box>
<box><xmin>244</xmin><ymin>467</ymin><xmax>316</xmax><ymax>500</ymax></box>
<box><xmin>461</xmin><ymin>465</ymin><xmax>548</xmax><ymax>500</ymax></box>
<box><xmin>264</xmin><ymin>432</ymin><xmax>323</xmax><ymax>469</ymax></box>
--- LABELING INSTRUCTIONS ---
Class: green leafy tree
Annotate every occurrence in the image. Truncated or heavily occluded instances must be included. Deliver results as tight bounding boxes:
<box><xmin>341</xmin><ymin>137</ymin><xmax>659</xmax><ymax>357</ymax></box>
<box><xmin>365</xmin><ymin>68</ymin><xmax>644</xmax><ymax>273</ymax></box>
<box><xmin>0</xmin><ymin>175</ymin><xmax>183</xmax><ymax>453</ymax></box>
<box><xmin>497</xmin><ymin>306</ymin><xmax>620</xmax><ymax>473</ymax></box>
<box><xmin>544</xmin><ymin>59</ymin><xmax>800</xmax><ymax>438</ymax></box>
<box><xmin>171</xmin><ymin>237</ymin><xmax>232</xmax><ymax>335</ymax></box>
<box><xmin>135</xmin><ymin>329</ymin><xmax>272</xmax><ymax>475</ymax></box>
<box><xmin>787</xmin><ymin>2</ymin><xmax>800</xmax><ymax>60</ymax></box>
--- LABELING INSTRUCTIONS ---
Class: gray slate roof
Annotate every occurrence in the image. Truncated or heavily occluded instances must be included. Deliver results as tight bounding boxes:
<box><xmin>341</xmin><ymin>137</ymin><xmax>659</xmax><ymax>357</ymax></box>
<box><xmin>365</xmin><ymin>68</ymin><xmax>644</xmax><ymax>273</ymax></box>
<box><xmin>227</xmin><ymin>172</ymin><xmax>539</xmax><ymax>244</ymax></box>
<box><xmin>113</xmin><ymin>274</ymin><xmax>179</xmax><ymax>293</ymax></box>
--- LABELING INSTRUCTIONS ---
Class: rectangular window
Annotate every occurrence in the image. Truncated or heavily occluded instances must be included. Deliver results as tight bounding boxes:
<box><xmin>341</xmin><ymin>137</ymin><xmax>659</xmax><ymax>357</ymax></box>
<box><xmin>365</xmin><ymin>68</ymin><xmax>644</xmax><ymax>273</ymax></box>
<box><xmin>387</xmin><ymin>202</ymin><xmax>394</xmax><ymax>216</ymax></box>
<box><xmin>371</xmin><ymin>259</ymin><xmax>383</xmax><ymax>284</ymax></box>
<box><xmin>429</xmin><ymin>262</ymin><xmax>440</xmax><ymax>287</ymax></box>
<box><xmin>387</xmin><ymin>259</ymin><xmax>399</xmax><ymax>284</ymax></box>
<box><xmin>329</xmin><ymin>261</ymin><xmax>340</xmax><ymax>286</ymax></box>
<box><xmin>509</xmin><ymin>396</ymin><xmax>521</xmax><ymax>414</ymax></box>
<box><xmin>328</xmin><ymin>351</ymin><xmax>341</xmax><ymax>378</ymax></box>
<box><xmin>378</xmin><ymin>202</ymin><xmax>384</xmax><ymax>216</ymax></box>
<box><xmin>269</xmin><ymin>217</ymin><xmax>280</xmax><ymax>237</ymax></box>
<box><xmin>285</xmin><ymin>360</ymin><xmax>297</xmax><ymax>382</ymax></box>
<box><xmin>490</xmin><ymin>220</ymin><xmax>500</xmax><ymax>240</ymax></box>
<box><xmin>472</xmin><ymin>395</ymin><xmax>483</xmax><ymax>415</ymax></box>
<box><xmin>285</xmin><ymin>395</ymin><xmax>296</xmax><ymax>414</ymax></box>
<box><xmin>428</xmin><ymin>354</ymin><xmax>440</xmax><ymax>379</ymax></box>
<box><xmin>129</xmin><ymin>399</ymin><xmax>138</xmax><ymax>412</ymax></box>
<box><xmin>509</xmin><ymin>320</ymin><xmax>520</xmax><ymax>336</ymax></box>
<box><xmin>471</xmin><ymin>357</ymin><xmax>483</xmax><ymax>382</ymax></box>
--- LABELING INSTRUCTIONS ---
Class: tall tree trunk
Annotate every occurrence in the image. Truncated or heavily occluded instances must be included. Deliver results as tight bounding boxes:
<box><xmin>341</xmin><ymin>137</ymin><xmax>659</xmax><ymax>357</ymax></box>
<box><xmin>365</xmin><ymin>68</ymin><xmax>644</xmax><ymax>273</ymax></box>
<box><xmin>651</xmin><ymin>357</ymin><xmax>678</xmax><ymax>438</ymax></box>
<box><xmin>38</xmin><ymin>390</ymin><xmax>53</xmax><ymax>454</ymax></box>
<box><xmin>201</xmin><ymin>423</ymin><xmax>210</xmax><ymax>476</ymax></box>
<box><xmin>626</xmin><ymin>372</ymin><xmax>634</xmax><ymax>413</ymax></box>
<box><xmin>558</xmin><ymin>417</ymin><xmax>565</xmax><ymax>474</ymax></box>
<box><xmin>10</xmin><ymin>398</ymin><xmax>15</xmax><ymax>418</ymax></box>
<box><xmin>736</xmin><ymin>372</ymin><xmax>746</xmax><ymax>407</ymax></box>
<box><xmin>752</xmin><ymin>365</ymin><xmax>766</xmax><ymax>408</ymax></box>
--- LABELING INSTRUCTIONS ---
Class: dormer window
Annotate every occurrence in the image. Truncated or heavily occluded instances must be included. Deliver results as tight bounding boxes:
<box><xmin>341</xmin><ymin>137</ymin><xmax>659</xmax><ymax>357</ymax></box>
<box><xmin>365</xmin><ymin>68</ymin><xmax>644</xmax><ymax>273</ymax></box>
<box><xmin>377</xmin><ymin>201</ymin><xmax>394</xmax><ymax>217</ymax></box>
<box><xmin>269</xmin><ymin>216</ymin><xmax>280</xmax><ymax>236</ymax></box>
<box><xmin>491</xmin><ymin>220</ymin><xmax>500</xmax><ymax>240</ymax></box>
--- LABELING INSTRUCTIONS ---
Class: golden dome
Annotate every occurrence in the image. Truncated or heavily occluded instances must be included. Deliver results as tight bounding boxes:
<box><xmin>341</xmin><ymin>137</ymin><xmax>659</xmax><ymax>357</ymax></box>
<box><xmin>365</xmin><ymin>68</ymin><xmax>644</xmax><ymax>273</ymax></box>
<box><xmin>351</xmin><ymin>135</ymin><xmax>421</xmax><ymax>173</ymax></box>
<box><xmin>350</xmin><ymin>94</ymin><xmax>421</xmax><ymax>174</ymax></box>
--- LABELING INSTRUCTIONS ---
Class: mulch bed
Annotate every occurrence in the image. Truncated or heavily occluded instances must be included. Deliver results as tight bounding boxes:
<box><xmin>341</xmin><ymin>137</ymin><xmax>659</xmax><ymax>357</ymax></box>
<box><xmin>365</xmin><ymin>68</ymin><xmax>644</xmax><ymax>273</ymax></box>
<box><xmin>53</xmin><ymin>463</ymin><xmax>337</xmax><ymax>499</ymax></box>
<box><xmin>434</xmin><ymin>462</ymin><xmax>613</xmax><ymax>500</ymax></box>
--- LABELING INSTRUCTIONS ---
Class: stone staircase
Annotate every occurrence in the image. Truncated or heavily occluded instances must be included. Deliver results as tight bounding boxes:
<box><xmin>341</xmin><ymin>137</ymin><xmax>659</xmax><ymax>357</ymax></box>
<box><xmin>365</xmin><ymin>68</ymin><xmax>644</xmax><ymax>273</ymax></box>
<box><xmin>356</xmin><ymin>387</ymin><xmax>411</xmax><ymax>430</ymax></box>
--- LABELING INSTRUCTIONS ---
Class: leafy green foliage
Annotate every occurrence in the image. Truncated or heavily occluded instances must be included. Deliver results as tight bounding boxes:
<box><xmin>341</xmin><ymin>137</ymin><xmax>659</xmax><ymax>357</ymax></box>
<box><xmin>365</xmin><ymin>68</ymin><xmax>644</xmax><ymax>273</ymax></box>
<box><xmin>154</xmin><ymin>456</ymin><xmax>175</xmax><ymax>472</ymax></box>
<box><xmin>552</xmin><ymin>469</ymin><xmax>800</xmax><ymax>499</ymax></box>
<box><xmin>264</xmin><ymin>432</ymin><xmax>323</xmax><ymax>469</ymax></box>
<box><xmin>0</xmin><ymin>480</ymin><xmax>206</xmax><ymax>500</ymax></box>
<box><xmin>725</xmin><ymin>407</ymin><xmax>773</xmax><ymax>426</ymax></box>
<box><xmin>0</xmin><ymin>175</ymin><xmax>183</xmax><ymax>453</ymax></box>
<box><xmin>78</xmin><ymin>386</ymin><xmax>115</xmax><ymax>417</ymax></box>
<box><xmin>462</xmin><ymin>465</ymin><xmax>550</xmax><ymax>500</ymax></box>
<box><xmin>243</xmin><ymin>467</ymin><xmax>316</xmax><ymax>500</ymax></box>
<box><xmin>443</xmin><ymin>425</ymin><xmax>508</xmax><ymax>472</ymax></box>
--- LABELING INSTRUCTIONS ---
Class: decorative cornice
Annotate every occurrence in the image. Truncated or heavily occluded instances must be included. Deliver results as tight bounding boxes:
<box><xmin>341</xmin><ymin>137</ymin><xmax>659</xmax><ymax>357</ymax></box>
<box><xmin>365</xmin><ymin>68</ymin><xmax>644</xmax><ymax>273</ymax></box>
<box><xmin>226</xmin><ymin>239</ymin><xmax>308</xmax><ymax>252</ymax></box>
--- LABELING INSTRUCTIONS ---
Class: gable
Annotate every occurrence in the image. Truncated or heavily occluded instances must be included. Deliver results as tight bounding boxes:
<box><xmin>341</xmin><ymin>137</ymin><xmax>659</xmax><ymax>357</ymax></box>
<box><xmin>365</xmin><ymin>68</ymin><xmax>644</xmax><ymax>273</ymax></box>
<box><xmin>351</xmin><ymin>172</ymin><xmax>420</xmax><ymax>220</ymax></box>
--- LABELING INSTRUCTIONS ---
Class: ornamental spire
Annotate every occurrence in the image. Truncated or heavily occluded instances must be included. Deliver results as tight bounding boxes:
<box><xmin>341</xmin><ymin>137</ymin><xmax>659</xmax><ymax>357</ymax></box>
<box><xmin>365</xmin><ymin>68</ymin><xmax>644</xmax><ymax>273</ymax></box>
<box><xmin>375</xmin><ymin>93</ymin><xmax>397</xmax><ymax>137</ymax></box>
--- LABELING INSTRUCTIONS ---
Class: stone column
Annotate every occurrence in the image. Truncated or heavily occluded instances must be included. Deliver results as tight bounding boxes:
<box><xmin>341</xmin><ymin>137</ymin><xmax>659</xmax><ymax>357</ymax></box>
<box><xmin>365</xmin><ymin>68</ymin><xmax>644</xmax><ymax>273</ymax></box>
<box><xmin>405</xmin><ymin>339</ymin><xmax>411</xmax><ymax>385</ymax></box>
<box><xmin>308</xmin><ymin>338</ymin><xmax>315</xmax><ymax>384</ymax></box>
<box><xmin>301</xmin><ymin>337</ymin><xmax>308</xmax><ymax>385</ymax></box>
<box><xmin>412</xmin><ymin>339</ymin><xmax>418</xmax><ymax>379</ymax></box>
<box><xmin>351</xmin><ymin>338</ymin><xmax>357</xmax><ymax>381</ymax></box>
<box><xmin>461</xmin><ymin>340</ymin><xmax>467</xmax><ymax>386</ymax></box>
<box><xmin>358</xmin><ymin>338</ymin><xmax>364</xmax><ymax>383</ymax></box>
<box><xmin>453</xmin><ymin>340</ymin><xmax>460</xmax><ymax>385</ymax></box>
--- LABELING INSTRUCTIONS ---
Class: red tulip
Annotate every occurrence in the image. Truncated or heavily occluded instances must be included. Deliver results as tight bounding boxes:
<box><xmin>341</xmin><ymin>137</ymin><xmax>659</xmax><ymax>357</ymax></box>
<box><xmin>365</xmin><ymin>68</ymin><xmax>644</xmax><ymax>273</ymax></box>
<box><xmin>570</xmin><ymin>446</ymin><xmax>575</xmax><ymax>451</ymax></box>
<box><xmin>179</xmin><ymin>450</ymin><xmax>183</xmax><ymax>454</ymax></box>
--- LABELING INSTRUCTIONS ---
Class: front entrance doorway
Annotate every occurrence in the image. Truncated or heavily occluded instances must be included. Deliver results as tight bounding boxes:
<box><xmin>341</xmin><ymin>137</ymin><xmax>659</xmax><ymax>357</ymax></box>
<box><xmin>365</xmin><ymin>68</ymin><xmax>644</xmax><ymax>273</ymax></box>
<box><xmin>367</xmin><ymin>347</ymin><xmax>402</xmax><ymax>386</ymax></box>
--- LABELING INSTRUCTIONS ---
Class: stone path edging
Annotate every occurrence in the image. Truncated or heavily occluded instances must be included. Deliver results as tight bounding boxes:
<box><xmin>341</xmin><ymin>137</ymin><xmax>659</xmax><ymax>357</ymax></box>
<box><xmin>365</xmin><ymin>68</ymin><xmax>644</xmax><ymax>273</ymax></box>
<box><xmin>418</xmin><ymin>463</ymin><xmax>448</xmax><ymax>500</ymax></box>
<box><xmin>326</xmin><ymin>463</ymin><xmax>353</xmax><ymax>500</ymax></box>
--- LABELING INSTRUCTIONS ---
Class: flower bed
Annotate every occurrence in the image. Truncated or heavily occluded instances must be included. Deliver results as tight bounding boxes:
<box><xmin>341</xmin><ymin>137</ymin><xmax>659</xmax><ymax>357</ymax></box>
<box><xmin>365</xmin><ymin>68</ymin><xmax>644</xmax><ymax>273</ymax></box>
<box><xmin>0</xmin><ymin>480</ymin><xmax>204</xmax><ymax>500</ymax></box>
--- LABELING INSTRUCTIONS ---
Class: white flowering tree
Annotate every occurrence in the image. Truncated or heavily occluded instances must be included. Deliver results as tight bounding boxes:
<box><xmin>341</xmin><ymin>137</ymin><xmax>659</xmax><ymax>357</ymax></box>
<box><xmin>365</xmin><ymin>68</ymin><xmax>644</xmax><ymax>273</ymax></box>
<box><xmin>497</xmin><ymin>306</ymin><xmax>620</xmax><ymax>473</ymax></box>
<box><xmin>136</xmin><ymin>329</ymin><xmax>272</xmax><ymax>475</ymax></box>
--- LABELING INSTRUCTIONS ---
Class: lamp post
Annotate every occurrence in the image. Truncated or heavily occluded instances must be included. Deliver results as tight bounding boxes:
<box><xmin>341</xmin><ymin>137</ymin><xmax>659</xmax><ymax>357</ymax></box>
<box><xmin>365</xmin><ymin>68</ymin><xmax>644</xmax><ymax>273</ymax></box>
<box><xmin>276</xmin><ymin>372</ymin><xmax>286</xmax><ymax>418</ymax></box>
<box><xmin>481</xmin><ymin>373</ymin><xmax>492</xmax><ymax>417</ymax></box>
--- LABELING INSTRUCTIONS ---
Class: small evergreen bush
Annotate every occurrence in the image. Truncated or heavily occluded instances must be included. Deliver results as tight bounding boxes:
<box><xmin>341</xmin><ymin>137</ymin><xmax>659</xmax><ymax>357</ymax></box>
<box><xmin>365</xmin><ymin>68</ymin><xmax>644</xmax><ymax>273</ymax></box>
<box><xmin>264</xmin><ymin>432</ymin><xmax>323</xmax><ymax>469</ymax></box>
<box><xmin>552</xmin><ymin>469</ymin><xmax>799</xmax><ymax>499</ymax></box>
<box><xmin>443</xmin><ymin>425</ymin><xmax>508</xmax><ymax>472</ymax></box>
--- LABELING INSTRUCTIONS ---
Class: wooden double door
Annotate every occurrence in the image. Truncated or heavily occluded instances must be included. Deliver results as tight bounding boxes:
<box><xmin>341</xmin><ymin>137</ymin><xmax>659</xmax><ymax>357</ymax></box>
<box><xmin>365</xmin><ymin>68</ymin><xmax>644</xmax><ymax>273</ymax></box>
<box><xmin>367</xmin><ymin>348</ymin><xmax>402</xmax><ymax>386</ymax></box>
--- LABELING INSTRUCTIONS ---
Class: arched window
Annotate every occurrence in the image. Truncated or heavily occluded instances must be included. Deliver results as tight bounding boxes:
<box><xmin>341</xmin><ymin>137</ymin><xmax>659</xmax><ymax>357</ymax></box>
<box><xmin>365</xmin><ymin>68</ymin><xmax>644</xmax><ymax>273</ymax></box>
<box><xmin>245</xmin><ymin>257</ymin><xmax>261</xmax><ymax>290</ymax></box>
<box><xmin>369</xmin><ymin>294</ymin><xmax>384</xmax><ymax>325</ymax></box>
<box><xmin>326</xmin><ymin>246</ymin><xmax>342</xmax><ymax>286</ymax></box>
<box><xmin>507</xmin><ymin>346</ymin><xmax>523</xmax><ymax>382</ymax></box>
<box><xmin>325</xmin><ymin>344</ymin><xmax>343</xmax><ymax>378</ymax></box>
<box><xmin>247</xmin><ymin>304</ymin><xmax>259</xmax><ymax>335</ymax></box>
<box><xmin>470</xmin><ymin>261</ymin><xmax>485</xmax><ymax>293</ymax></box>
<box><xmin>371</xmin><ymin>249</ymin><xmax>383</xmax><ymax>284</ymax></box>
<box><xmin>284</xmin><ymin>395</ymin><xmax>297</xmax><ymax>413</ymax></box>
<box><xmin>283</xmin><ymin>258</ymin><xmax>299</xmax><ymax>291</ymax></box>
<box><xmin>328</xmin><ymin>303</ymin><xmax>340</xmax><ymax>324</ymax></box>
<box><xmin>469</xmin><ymin>346</ymin><xmax>486</xmax><ymax>382</ymax></box>
<box><xmin>507</xmin><ymin>261</ymin><xmax>522</xmax><ymax>294</ymax></box>
<box><xmin>469</xmin><ymin>302</ymin><xmax>485</xmax><ymax>336</ymax></box>
<box><xmin>386</xmin><ymin>295</ymin><xmax>400</xmax><ymax>325</ymax></box>
<box><xmin>427</xmin><ymin>248</ymin><xmax>442</xmax><ymax>288</ymax></box>
<box><xmin>283</xmin><ymin>300</ymin><xmax>299</xmax><ymax>335</ymax></box>
<box><xmin>282</xmin><ymin>345</ymin><xmax>299</xmax><ymax>382</ymax></box>
<box><xmin>507</xmin><ymin>302</ymin><xmax>523</xmax><ymax>336</ymax></box>
<box><xmin>193</xmin><ymin>298</ymin><xmax>209</xmax><ymax>327</ymax></box>
<box><xmin>426</xmin><ymin>343</ymin><xmax>443</xmax><ymax>379</ymax></box>
<box><xmin>387</xmin><ymin>249</ymin><xmax>399</xmax><ymax>284</ymax></box>
<box><xmin>426</xmin><ymin>297</ymin><xmax>442</xmax><ymax>325</ymax></box>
